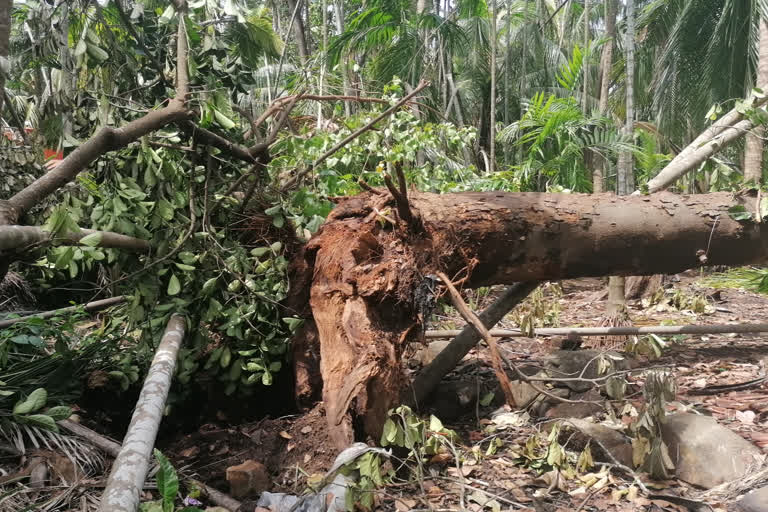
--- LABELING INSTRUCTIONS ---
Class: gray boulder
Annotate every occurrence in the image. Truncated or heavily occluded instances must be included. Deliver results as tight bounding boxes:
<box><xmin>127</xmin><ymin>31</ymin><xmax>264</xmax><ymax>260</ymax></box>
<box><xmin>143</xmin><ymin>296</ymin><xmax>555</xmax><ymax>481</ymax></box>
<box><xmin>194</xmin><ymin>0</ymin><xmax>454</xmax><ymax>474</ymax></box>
<box><xmin>661</xmin><ymin>413</ymin><xmax>764</xmax><ymax>489</ymax></box>
<box><xmin>735</xmin><ymin>485</ymin><xmax>768</xmax><ymax>512</ymax></box>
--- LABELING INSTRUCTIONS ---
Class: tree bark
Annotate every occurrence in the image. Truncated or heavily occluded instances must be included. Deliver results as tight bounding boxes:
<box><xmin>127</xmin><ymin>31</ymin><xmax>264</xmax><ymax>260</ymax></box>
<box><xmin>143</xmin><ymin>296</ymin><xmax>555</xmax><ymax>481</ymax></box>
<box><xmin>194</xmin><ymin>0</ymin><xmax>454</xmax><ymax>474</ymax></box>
<box><xmin>489</xmin><ymin>0</ymin><xmax>497</xmax><ymax>173</ymax></box>
<box><xmin>303</xmin><ymin>190</ymin><xmax>768</xmax><ymax>448</ymax></box>
<box><xmin>285</xmin><ymin>0</ymin><xmax>310</xmax><ymax>65</ymax></box>
<box><xmin>0</xmin><ymin>0</ymin><xmax>11</xmax><ymax>115</ymax></box>
<box><xmin>744</xmin><ymin>16</ymin><xmax>768</xmax><ymax>184</ymax></box>
<box><xmin>0</xmin><ymin>226</ymin><xmax>150</xmax><ymax>252</ymax></box>
<box><xmin>593</xmin><ymin>0</ymin><xmax>617</xmax><ymax>193</ymax></box>
<box><xmin>99</xmin><ymin>314</ymin><xmax>185</xmax><ymax>512</ymax></box>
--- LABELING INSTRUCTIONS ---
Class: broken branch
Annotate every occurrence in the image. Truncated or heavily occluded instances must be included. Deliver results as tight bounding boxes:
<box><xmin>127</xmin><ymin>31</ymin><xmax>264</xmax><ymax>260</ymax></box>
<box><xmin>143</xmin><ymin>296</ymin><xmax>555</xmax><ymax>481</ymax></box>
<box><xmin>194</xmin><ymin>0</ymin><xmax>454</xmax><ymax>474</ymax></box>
<box><xmin>0</xmin><ymin>226</ymin><xmax>150</xmax><ymax>252</ymax></box>
<box><xmin>0</xmin><ymin>296</ymin><xmax>126</xmax><ymax>329</ymax></box>
<box><xmin>436</xmin><ymin>271</ymin><xmax>517</xmax><ymax>407</ymax></box>
<box><xmin>406</xmin><ymin>283</ymin><xmax>538</xmax><ymax>407</ymax></box>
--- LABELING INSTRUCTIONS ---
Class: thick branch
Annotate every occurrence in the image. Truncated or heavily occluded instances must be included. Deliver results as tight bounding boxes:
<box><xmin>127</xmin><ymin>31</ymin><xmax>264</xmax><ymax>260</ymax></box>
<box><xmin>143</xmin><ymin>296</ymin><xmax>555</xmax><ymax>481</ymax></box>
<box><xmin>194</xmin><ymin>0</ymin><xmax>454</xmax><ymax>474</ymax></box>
<box><xmin>0</xmin><ymin>296</ymin><xmax>126</xmax><ymax>329</ymax></box>
<box><xmin>406</xmin><ymin>282</ymin><xmax>538</xmax><ymax>407</ymax></box>
<box><xmin>437</xmin><ymin>272</ymin><xmax>517</xmax><ymax>407</ymax></box>
<box><xmin>183</xmin><ymin>121</ymin><xmax>267</xmax><ymax>162</ymax></box>
<box><xmin>0</xmin><ymin>226</ymin><xmax>150</xmax><ymax>252</ymax></box>
<box><xmin>7</xmin><ymin>2</ymin><xmax>192</xmax><ymax>215</ymax></box>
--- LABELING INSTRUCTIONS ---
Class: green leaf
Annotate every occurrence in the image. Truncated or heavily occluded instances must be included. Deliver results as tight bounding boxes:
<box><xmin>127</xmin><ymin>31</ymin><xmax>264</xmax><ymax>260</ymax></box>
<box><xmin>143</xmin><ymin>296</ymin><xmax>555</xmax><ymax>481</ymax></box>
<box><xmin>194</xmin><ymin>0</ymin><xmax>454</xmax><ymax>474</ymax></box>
<box><xmin>381</xmin><ymin>418</ymin><xmax>398</xmax><ymax>445</ymax></box>
<box><xmin>174</xmin><ymin>263</ymin><xmax>196</xmax><ymax>271</ymax></box>
<box><xmin>282</xmin><ymin>317</ymin><xmax>304</xmax><ymax>331</ymax></box>
<box><xmin>79</xmin><ymin>232</ymin><xmax>103</xmax><ymax>247</ymax></box>
<box><xmin>727</xmin><ymin>205</ymin><xmax>754</xmax><ymax>222</ymax></box>
<box><xmin>251</xmin><ymin>247</ymin><xmax>270</xmax><ymax>257</ymax></box>
<box><xmin>428</xmin><ymin>415</ymin><xmax>444</xmax><ymax>432</ymax></box>
<box><xmin>46</xmin><ymin>406</ymin><xmax>73</xmax><ymax>421</ymax></box>
<box><xmin>213</xmin><ymin>109</ymin><xmax>236</xmax><ymax>130</ymax></box>
<box><xmin>272</xmin><ymin>215</ymin><xmax>285</xmax><ymax>228</ymax></box>
<box><xmin>270</xmin><ymin>241</ymin><xmax>282</xmax><ymax>252</ymax></box>
<box><xmin>17</xmin><ymin>414</ymin><xmax>58</xmax><ymax>432</ymax></box>
<box><xmin>479</xmin><ymin>392</ymin><xmax>495</xmax><ymax>406</ymax></box>
<box><xmin>167</xmin><ymin>274</ymin><xmax>181</xmax><ymax>296</ymax></box>
<box><xmin>158</xmin><ymin>4</ymin><xmax>176</xmax><ymax>24</ymax></box>
<box><xmin>153</xmin><ymin>449</ymin><xmax>179</xmax><ymax>511</ymax></box>
<box><xmin>13</xmin><ymin>388</ymin><xmax>47</xmax><ymax>415</ymax></box>
<box><xmin>202</xmin><ymin>277</ymin><xmax>218</xmax><ymax>294</ymax></box>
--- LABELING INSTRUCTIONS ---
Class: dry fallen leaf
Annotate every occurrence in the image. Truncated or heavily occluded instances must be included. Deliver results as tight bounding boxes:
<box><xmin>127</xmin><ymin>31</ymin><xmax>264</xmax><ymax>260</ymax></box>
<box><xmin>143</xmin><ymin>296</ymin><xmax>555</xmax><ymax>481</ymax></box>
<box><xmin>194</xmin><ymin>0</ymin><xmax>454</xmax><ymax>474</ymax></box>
<box><xmin>279</xmin><ymin>430</ymin><xmax>292</xmax><ymax>440</ymax></box>
<box><xmin>179</xmin><ymin>446</ymin><xmax>200</xmax><ymax>458</ymax></box>
<box><xmin>394</xmin><ymin>498</ymin><xmax>417</xmax><ymax>512</ymax></box>
<box><xmin>301</xmin><ymin>426</ymin><xmax>313</xmax><ymax>434</ymax></box>
<box><xmin>429</xmin><ymin>452</ymin><xmax>453</xmax><ymax>465</ymax></box>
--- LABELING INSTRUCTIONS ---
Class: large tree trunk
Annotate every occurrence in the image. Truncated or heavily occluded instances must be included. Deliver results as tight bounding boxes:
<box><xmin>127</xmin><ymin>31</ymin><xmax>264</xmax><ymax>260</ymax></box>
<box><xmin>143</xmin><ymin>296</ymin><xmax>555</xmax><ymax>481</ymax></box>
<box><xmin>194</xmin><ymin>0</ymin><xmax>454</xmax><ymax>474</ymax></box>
<box><xmin>744</xmin><ymin>16</ymin><xmax>768</xmax><ymax>184</ymax></box>
<box><xmin>300</xmin><ymin>190</ymin><xmax>768</xmax><ymax>448</ymax></box>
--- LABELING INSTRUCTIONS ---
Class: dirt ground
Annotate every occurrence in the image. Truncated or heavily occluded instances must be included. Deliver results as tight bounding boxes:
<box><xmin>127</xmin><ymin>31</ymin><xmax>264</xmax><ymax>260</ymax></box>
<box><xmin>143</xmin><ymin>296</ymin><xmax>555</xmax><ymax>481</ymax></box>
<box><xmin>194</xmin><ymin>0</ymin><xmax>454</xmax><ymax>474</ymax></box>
<box><xmin>161</xmin><ymin>272</ymin><xmax>768</xmax><ymax>511</ymax></box>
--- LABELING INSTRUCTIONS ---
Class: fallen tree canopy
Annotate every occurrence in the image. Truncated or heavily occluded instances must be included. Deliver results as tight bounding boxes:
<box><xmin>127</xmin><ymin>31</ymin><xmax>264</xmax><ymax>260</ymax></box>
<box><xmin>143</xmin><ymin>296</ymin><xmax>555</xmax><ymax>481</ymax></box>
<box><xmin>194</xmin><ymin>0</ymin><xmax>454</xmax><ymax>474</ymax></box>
<box><xmin>296</xmin><ymin>189</ymin><xmax>768</xmax><ymax>448</ymax></box>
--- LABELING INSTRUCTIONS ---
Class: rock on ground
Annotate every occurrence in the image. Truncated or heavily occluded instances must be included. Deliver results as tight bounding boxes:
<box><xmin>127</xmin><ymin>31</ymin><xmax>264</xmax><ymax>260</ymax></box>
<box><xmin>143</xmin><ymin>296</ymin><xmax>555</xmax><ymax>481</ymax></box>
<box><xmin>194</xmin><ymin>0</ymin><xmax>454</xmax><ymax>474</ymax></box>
<box><xmin>226</xmin><ymin>459</ymin><xmax>270</xmax><ymax>499</ymax></box>
<box><xmin>558</xmin><ymin>418</ymin><xmax>633</xmax><ymax>467</ymax></box>
<box><xmin>735</xmin><ymin>485</ymin><xmax>768</xmax><ymax>512</ymax></box>
<box><xmin>661</xmin><ymin>412</ymin><xmax>764</xmax><ymax>489</ymax></box>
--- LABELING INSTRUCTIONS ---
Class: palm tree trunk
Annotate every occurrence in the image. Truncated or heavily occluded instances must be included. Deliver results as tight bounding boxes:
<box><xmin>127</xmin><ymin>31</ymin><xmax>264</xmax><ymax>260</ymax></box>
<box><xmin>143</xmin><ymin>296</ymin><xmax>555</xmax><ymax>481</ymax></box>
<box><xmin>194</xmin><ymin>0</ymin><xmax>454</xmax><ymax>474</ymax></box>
<box><xmin>582</xmin><ymin>0</ymin><xmax>589</xmax><ymax>113</ymax></box>
<box><xmin>489</xmin><ymin>0</ymin><xmax>498</xmax><ymax>173</ymax></box>
<box><xmin>333</xmin><ymin>1</ymin><xmax>353</xmax><ymax>117</ymax></box>
<box><xmin>0</xmin><ymin>0</ymin><xmax>11</xmax><ymax>115</ymax></box>
<box><xmin>593</xmin><ymin>0</ymin><xmax>617</xmax><ymax>193</ymax></box>
<box><xmin>285</xmin><ymin>0</ymin><xmax>310</xmax><ymax>65</ymax></box>
<box><xmin>607</xmin><ymin>0</ymin><xmax>635</xmax><ymax>318</ymax></box>
<box><xmin>745</xmin><ymin>16</ymin><xmax>768</xmax><ymax>185</ymax></box>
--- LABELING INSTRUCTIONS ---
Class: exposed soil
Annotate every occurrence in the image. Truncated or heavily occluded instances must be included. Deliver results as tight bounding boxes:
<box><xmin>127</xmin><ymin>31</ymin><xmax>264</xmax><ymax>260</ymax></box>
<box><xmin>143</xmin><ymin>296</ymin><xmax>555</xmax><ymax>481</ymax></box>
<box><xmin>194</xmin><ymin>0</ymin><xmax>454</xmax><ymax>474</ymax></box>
<box><xmin>152</xmin><ymin>273</ymin><xmax>768</xmax><ymax>510</ymax></box>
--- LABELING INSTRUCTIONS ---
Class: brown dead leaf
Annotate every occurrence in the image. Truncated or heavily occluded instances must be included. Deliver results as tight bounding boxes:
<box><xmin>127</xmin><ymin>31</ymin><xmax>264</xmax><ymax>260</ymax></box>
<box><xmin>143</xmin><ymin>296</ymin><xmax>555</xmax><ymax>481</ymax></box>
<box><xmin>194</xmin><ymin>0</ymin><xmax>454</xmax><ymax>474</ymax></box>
<box><xmin>286</xmin><ymin>443</ymin><xmax>295</xmax><ymax>452</ymax></box>
<box><xmin>426</xmin><ymin>485</ymin><xmax>443</xmax><ymax>498</ymax></box>
<box><xmin>179</xmin><ymin>446</ymin><xmax>200</xmax><ymax>458</ymax></box>
<box><xmin>279</xmin><ymin>430</ymin><xmax>292</xmax><ymax>440</ymax></box>
<box><xmin>304</xmin><ymin>453</ymin><xmax>311</xmax><ymax>463</ymax></box>
<box><xmin>394</xmin><ymin>498</ymin><xmax>417</xmax><ymax>511</ymax></box>
<box><xmin>429</xmin><ymin>452</ymin><xmax>453</xmax><ymax>465</ymax></box>
<box><xmin>446</xmin><ymin>465</ymin><xmax>474</xmax><ymax>478</ymax></box>
<box><xmin>300</xmin><ymin>426</ymin><xmax>313</xmax><ymax>434</ymax></box>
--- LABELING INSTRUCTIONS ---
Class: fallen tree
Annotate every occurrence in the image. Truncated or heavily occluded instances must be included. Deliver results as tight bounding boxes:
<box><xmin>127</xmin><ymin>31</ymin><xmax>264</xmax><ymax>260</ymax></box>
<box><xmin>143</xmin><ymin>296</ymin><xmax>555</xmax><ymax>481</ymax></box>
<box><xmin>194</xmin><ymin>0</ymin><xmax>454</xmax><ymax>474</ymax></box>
<box><xmin>297</xmin><ymin>188</ymin><xmax>768</xmax><ymax>448</ymax></box>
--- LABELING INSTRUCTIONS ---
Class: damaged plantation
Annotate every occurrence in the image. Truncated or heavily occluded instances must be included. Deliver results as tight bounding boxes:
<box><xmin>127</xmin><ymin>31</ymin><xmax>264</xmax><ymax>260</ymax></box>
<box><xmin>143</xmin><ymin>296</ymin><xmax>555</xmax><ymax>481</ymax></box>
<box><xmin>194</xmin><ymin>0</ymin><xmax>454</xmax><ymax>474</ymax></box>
<box><xmin>3</xmin><ymin>0</ymin><xmax>768</xmax><ymax>511</ymax></box>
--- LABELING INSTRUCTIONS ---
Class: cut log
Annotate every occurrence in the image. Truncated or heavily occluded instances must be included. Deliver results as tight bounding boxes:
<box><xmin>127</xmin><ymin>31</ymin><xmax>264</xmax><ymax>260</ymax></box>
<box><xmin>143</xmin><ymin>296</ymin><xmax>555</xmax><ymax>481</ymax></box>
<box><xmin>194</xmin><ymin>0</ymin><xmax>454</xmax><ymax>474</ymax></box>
<box><xmin>303</xmin><ymin>190</ymin><xmax>768</xmax><ymax>448</ymax></box>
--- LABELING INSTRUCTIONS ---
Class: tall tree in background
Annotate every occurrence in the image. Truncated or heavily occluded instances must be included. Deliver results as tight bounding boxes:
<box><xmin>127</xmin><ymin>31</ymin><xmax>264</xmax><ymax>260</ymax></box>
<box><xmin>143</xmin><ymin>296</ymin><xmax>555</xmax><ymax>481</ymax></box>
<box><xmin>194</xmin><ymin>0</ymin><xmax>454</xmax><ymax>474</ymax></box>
<box><xmin>0</xmin><ymin>0</ymin><xmax>10</xmax><ymax>114</ymax></box>
<box><xmin>606</xmin><ymin>0</ymin><xmax>636</xmax><ymax>326</ymax></box>
<box><xmin>286</xmin><ymin>0</ymin><xmax>310</xmax><ymax>65</ymax></box>
<box><xmin>745</xmin><ymin>14</ymin><xmax>768</xmax><ymax>184</ymax></box>
<box><xmin>593</xmin><ymin>0</ymin><xmax>617</xmax><ymax>193</ymax></box>
<box><xmin>489</xmin><ymin>0</ymin><xmax>497</xmax><ymax>172</ymax></box>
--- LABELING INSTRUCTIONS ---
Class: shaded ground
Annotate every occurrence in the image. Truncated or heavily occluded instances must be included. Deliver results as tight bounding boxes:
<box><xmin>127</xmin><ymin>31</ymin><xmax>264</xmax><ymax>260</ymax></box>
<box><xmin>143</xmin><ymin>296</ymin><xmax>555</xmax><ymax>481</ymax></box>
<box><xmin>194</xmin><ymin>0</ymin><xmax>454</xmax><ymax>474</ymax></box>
<box><xmin>160</xmin><ymin>273</ymin><xmax>768</xmax><ymax>511</ymax></box>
